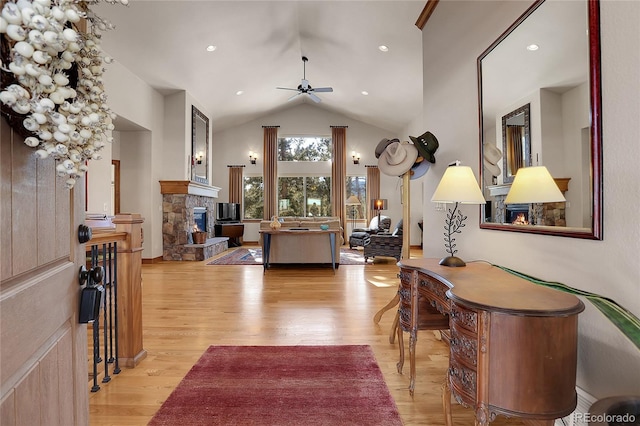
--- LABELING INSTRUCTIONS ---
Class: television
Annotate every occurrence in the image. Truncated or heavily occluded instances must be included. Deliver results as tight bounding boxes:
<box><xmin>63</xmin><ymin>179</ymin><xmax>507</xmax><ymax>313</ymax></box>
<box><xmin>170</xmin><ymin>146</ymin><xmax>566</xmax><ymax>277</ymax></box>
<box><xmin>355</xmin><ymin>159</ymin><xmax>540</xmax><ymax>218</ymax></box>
<box><xmin>216</xmin><ymin>202</ymin><xmax>241</xmax><ymax>222</ymax></box>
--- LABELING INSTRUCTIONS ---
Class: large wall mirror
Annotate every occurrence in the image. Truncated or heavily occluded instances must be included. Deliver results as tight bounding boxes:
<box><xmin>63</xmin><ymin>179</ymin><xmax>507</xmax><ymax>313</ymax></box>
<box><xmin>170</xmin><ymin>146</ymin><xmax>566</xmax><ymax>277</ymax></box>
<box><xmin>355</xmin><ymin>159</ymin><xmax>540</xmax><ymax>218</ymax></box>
<box><xmin>478</xmin><ymin>0</ymin><xmax>602</xmax><ymax>239</ymax></box>
<box><xmin>192</xmin><ymin>105</ymin><xmax>210</xmax><ymax>185</ymax></box>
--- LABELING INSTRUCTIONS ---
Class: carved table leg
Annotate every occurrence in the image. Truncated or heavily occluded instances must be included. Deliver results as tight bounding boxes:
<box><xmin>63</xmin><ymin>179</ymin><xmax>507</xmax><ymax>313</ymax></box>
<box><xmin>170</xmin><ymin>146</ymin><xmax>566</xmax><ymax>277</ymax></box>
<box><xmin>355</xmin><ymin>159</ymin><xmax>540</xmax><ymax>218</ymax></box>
<box><xmin>396</xmin><ymin>323</ymin><xmax>405</xmax><ymax>374</ymax></box>
<box><xmin>442</xmin><ymin>372</ymin><xmax>453</xmax><ymax>426</ymax></box>
<box><xmin>373</xmin><ymin>289</ymin><xmax>400</xmax><ymax>344</ymax></box>
<box><xmin>389</xmin><ymin>310</ymin><xmax>399</xmax><ymax>344</ymax></box>
<box><xmin>408</xmin><ymin>329</ymin><xmax>417</xmax><ymax>396</ymax></box>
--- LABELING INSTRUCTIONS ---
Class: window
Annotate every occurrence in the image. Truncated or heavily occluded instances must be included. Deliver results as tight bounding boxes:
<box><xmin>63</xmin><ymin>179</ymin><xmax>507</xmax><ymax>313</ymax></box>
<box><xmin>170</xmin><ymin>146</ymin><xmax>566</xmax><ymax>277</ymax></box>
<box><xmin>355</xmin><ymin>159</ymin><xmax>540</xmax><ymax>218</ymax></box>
<box><xmin>346</xmin><ymin>176</ymin><xmax>366</xmax><ymax>220</ymax></box>
<box><xmin>278</xmin><ymin>136</ymin><xmax>332</xmax><ymax>161</ymax></box>
<box><xmin>276</xmin><ymin>136</ymin><xmax>333</xmax><ymax>217</ymax></box>
<box><xmin>243</xmin><ymin>176</ymin><xmax>263</xmax><ymax>219</ymax></box>
<box><xmin>278</xmin><ymin>176</ymin><xmax>331</xmax><ymax>217</ymax></box>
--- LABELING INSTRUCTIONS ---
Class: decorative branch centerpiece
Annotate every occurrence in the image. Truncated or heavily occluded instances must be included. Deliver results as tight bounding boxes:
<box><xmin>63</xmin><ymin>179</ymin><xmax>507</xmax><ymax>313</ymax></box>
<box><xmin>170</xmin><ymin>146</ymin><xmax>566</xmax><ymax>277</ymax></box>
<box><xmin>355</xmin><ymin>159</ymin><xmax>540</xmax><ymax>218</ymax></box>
<box><xmin>0</xmin><ymin>0</ymin><xmax>127</xmax><ymax>188</ymax></box>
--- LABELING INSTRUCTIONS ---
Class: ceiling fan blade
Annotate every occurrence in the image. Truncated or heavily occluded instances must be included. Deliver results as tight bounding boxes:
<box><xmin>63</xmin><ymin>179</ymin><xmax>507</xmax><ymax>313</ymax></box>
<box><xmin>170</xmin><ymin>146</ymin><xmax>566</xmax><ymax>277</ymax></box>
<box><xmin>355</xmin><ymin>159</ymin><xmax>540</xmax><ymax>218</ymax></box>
<box><xmin>313</xmin><ymin>87</ymin><xmax>333</xmax><ymax>93</ymax></box>
<box><xmin>288</xmin><ymin>92</ymin><xmax>301</xmax><ymax>102</ymax></box>
<box><xmin>277</xmin><ymin>87</ymin><xmax>299</xmax><ymax>91</ymax></box>
<box><xmin>308</xmin><ymin>92</ymin><xmax>322</xmax><ymax>103</ymax></box>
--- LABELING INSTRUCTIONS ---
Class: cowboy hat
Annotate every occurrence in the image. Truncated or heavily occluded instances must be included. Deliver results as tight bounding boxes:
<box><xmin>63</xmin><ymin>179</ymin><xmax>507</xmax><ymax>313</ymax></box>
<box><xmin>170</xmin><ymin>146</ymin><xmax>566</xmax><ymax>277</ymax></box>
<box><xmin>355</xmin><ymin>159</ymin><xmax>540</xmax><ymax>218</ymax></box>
<box><xmin>410</xmin><ymin>157</ymin><xmax>431</xmax><ymax>180</ymax></box>
<box><xmin>483</xmin><ymin>142</ymin><xmax>502</xmax><ymax>165</ymax></box>
<box><xmin>409</xmin><ymin>131</ymin><xmax>439</xmax><ymax>163</ymax></box>
<box><xmin>378</xmin><ymin>140</ymin><xmax>419</xmax><ymax>177</ymax></box>
<box><xmin>374</xmin><ymin>138</ymin><xmax>399</xmax><ymax>159</ymax></box>
<box><xmin>483</xmin><ymin>158</ymin><xmax>501</xmax><ymax>177</ymax></box>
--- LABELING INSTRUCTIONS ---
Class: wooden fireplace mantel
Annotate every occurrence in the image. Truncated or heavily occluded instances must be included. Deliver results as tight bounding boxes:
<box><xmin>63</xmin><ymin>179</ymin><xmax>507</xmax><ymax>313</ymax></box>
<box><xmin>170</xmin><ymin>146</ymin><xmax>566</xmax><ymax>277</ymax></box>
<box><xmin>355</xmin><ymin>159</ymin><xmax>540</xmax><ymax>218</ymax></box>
<box><xmin>159</xmin><ymin>180</ymin><xmax>221</xmax><ymax>198</ymax></box>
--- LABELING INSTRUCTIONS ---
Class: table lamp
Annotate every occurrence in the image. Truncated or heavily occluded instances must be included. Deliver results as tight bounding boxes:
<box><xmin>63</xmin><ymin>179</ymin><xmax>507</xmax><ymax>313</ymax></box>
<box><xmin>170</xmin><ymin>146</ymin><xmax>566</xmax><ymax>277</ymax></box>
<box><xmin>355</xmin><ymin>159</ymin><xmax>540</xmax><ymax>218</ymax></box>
<box><xmin>431</xmin><ymin>163</ymin><xmax>486</xmax><ymax>267</ymax></box>
<box><xmin>371</xmin><ymin>198</ymin><xmax>387</xmax><ymax>230</ymax></box>
<box><xmin>505</xmin><ymin>166</ymin><xmax>565</xmax><ymax>225</ymax></box>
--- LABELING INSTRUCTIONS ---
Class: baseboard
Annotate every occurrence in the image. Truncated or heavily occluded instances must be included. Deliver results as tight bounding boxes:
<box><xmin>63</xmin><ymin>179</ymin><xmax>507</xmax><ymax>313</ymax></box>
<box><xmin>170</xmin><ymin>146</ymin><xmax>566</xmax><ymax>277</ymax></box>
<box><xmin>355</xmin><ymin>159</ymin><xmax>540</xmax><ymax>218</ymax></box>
<box><xmin>142</xmin><ymin>256</ymin><xmax>164</xmax><ymax>264</ymax></box>
<box><xmin>554</xmin><ymin>387</ymin><xmax>597</xmax><ymax>426</ymax></box>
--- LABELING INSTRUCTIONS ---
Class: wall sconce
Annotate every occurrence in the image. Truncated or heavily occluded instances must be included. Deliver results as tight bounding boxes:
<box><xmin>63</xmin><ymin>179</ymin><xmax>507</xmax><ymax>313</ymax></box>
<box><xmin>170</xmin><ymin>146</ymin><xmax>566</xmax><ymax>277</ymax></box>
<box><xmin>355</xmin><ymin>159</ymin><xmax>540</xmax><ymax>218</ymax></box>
<box><xmin>352</xmin><ymin>151</ymin><xmax>361</xmax><ymax>165</ymax></box>
<box><xmin>196</xmin><ymin>152</ymin><xmax>204</xmax><ymax>164</ymax></box>
<box><xmin>249</xmin><ymin>151</ymin><xmax>257</xmax><ymax>165</ymax></box>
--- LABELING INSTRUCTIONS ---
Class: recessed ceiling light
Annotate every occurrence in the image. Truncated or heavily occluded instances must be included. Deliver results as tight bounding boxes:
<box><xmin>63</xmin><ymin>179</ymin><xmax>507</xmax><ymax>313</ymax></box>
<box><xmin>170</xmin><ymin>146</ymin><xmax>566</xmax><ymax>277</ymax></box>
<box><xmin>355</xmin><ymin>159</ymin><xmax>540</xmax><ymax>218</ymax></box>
<box><xmin>526</xmin><ymin>44</ymin><xmax>539</xmax><ymax>51</ymax></box>
<box><xmin>361</xmin><ymin>91</ymin><xmax>369</xmax><ymax>96</ymax></box>
<box><xmin>378</xmin><ymin>45</ymin><xmax>389</xmax><ymax>52</ymax></box>
<box><xmin>236</xmin><ymin>90</ymin><xmax>244</xmax><ymax>96</ymax></box>
<box><xmin>206</xmin><ymin>45</ymin><xmax>217</xmax><ymax>52</ymax></box>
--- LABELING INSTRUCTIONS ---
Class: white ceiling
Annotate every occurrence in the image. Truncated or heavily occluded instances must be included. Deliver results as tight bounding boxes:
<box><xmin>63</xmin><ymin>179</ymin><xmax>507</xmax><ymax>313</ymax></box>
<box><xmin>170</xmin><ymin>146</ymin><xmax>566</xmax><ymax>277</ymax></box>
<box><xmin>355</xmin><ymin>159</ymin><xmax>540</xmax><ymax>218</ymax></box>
<box><xmin>92</xmin><ymin>0</ymin><xmax>427</xmax><ymax>134</ymax></box>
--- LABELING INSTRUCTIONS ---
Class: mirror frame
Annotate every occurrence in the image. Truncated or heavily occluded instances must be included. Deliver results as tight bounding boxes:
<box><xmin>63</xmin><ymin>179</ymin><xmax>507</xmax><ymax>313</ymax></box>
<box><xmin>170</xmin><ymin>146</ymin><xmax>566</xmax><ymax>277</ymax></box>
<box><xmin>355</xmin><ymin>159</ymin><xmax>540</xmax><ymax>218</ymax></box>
<box><xmin>478</xmin><ymin>0</ymin><xmax>603</xmax><ymax>240</ymax></box>
<box><xmin>501</xmin><ymin>103</ymin><xmax>531</xmax><ymax>184</ymax></box>
<box><xmin>191</xmin><ymin>105</ymin><xmax>210</xmax><ymax>185</ymax></box>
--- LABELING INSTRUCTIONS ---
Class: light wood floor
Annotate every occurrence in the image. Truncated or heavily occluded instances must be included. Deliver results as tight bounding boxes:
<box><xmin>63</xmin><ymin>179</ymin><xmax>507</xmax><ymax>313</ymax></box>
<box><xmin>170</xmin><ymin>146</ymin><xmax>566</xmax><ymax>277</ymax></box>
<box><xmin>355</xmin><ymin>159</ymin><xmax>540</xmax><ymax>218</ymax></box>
<box><xmin>89</xmin><ymin>245</ymin><xmax>524</xmax><ymax>426</ymax></box>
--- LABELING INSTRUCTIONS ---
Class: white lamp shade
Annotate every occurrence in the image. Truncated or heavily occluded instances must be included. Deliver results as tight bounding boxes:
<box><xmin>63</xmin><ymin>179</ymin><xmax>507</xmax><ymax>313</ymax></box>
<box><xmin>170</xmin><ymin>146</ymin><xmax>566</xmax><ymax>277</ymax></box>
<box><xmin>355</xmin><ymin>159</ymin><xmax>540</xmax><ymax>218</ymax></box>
<box><xmin>431</xmin><ymin>166</ymin><xmax>486</xmax><ymax>204</ymax></box>
<box><xmin>345</xmin><ymin>195</ymin><xmax>360</xmax><ymax>205</ymax></box>
<box><xmin>505</xmin><ymin>166</ymin><xmax>566</xmax><ymax>204</ymax></box>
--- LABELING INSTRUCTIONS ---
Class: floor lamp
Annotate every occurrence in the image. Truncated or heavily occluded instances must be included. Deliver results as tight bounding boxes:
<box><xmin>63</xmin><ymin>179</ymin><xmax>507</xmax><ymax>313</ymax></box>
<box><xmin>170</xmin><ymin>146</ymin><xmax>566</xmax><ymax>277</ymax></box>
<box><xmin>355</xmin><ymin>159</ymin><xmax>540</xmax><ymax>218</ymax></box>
<box><xmin>345</xmin><ymin>195</ymin><xmax>361</xmax><ymax>230</ymax></box>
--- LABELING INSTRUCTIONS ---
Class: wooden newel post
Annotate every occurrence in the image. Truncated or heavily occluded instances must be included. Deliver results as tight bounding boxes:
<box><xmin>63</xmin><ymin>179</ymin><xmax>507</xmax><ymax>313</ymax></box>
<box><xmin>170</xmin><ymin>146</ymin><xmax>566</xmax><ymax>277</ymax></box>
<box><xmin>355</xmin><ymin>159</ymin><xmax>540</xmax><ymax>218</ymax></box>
<box><xmin>112</xmin><ymin>213</ymin><xmax>147</xmax><ymax>368</ymax></box>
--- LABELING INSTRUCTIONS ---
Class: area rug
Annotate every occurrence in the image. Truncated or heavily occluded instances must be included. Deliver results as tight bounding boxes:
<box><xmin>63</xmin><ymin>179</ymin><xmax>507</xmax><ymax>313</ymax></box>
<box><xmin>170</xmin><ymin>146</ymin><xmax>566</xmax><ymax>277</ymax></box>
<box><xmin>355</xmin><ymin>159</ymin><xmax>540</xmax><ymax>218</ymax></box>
<box><xmin>207</xmin><ymin>247</ymin><xmax>365</xmax><ymax>265</ymax></box>
<box><xmin>148</xmin><ymin>345</ymin><xmax>402</xmax><ymax>426</ymax></box>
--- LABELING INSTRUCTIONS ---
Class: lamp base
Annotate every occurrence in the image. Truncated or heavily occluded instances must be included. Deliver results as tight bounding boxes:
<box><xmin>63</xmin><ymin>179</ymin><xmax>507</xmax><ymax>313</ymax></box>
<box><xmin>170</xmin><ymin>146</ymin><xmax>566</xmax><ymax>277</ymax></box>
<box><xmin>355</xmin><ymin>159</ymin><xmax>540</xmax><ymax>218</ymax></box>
<box><xmin>439</xmin><ymin>256</ymin><xmax>466</xmax><ymax>267</ymax></box>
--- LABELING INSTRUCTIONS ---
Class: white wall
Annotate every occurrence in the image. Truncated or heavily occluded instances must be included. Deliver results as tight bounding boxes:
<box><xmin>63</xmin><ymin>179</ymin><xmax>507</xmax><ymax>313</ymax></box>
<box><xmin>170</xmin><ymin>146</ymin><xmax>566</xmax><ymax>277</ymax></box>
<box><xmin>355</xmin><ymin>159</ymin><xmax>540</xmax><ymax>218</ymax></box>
<box><xmin>102</xmin><ymin>59</ymin><xmax>165</xmax><ymax>259</ymax></box>
<box><xmin>212</xmin><ymin>103</ymin><xmax>426</xmax><ymax>244</ymax></box>
<box><xmin>421</xmin><ymin>0</ymin><xmax>640</xmax><ymax>397</ymax></box>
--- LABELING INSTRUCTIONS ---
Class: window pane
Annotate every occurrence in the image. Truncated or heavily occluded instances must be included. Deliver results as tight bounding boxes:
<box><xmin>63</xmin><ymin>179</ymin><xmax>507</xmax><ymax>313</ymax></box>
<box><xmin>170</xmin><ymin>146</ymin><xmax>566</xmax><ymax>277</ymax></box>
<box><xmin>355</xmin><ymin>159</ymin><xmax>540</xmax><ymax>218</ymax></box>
<box><xmin>306</xmin><ymin>176</ymin><xmax>331</xmax><ymax>217</ymax></box>
<box><xmin>243</xmin><ymin>176</ymin><xmax>264</xmax><ymax>219</ymax></box>
<box><xmin>278</xmin><ymin>177</ymin><xmax>304</xmax><ymax>216</ymax></box>
<box><xmin>277</xmin><ymin>137</ymin><xmax>332</xmax><ymax>161</ymax></box>
<box><xmin>346</xmin><ymin>176</ymin><xmax>366</xmax><ymax>220</ymax></box>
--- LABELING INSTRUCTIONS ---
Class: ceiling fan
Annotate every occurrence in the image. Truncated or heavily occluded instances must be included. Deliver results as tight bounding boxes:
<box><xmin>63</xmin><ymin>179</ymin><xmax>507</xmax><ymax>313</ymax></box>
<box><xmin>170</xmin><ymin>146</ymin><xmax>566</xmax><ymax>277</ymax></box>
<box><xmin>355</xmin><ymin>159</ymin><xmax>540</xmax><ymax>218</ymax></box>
<box><xmin>277</xmin><ymin>56</ymin><xmax>333</xmax><ymax>103</ymax></box>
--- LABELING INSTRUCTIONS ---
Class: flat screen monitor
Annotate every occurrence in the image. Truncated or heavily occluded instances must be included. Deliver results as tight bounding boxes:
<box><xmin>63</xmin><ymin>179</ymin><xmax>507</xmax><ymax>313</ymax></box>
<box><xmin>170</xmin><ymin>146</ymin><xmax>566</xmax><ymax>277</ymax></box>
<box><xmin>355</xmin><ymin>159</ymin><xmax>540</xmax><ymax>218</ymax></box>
<box><xmin>216</xmin><ymin>202</ymin><xmax>240</xmax><ymax>222</ymax></box>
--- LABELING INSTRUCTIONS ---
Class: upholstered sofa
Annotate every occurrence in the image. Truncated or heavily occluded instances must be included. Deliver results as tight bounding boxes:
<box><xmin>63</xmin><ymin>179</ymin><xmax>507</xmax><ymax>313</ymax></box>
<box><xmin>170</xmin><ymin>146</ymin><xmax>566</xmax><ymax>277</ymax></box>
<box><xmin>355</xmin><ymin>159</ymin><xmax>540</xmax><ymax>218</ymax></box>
<box><xmin>258</xmin><ymin>217</ymin><xmax>343</xmax><ymax>265</ymax></box>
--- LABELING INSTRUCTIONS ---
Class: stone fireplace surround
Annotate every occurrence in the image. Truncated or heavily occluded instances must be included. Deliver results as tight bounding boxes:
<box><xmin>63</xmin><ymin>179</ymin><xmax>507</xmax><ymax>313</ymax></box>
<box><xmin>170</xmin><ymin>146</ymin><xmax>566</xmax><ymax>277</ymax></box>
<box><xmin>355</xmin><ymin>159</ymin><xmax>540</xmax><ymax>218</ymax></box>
<box><xmin>160</xmin><ymin>180</ymin><xmax>226</xmax><ymax>261</ymax></box>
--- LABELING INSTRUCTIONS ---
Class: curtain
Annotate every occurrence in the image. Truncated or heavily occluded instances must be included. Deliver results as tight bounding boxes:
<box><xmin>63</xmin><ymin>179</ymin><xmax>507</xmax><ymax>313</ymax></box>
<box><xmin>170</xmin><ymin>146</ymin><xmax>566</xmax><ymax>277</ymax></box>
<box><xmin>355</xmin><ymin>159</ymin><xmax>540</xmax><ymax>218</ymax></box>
<box><xmin>331</xmin><ymin>126</ymin><xmax>347</xmax><ymax>236</ymax></box>
<box><xmin>365</xmin><ymin>165</ymin><xmax>381</xmax><ymax>223</ymax></box>
<box><xmin>506</xmin><ymin>125</ymin><xmax>524</xmax><ymax>176</ymax></box>
<box><xmin>262</xmin><ymin>126</ymin><xmax>279</xmax><ymax>220</ymax></box>
<box><xmin>228</xmin><ymin>166</ymin><xmax>244</xmax><ymax>204</ymax></box>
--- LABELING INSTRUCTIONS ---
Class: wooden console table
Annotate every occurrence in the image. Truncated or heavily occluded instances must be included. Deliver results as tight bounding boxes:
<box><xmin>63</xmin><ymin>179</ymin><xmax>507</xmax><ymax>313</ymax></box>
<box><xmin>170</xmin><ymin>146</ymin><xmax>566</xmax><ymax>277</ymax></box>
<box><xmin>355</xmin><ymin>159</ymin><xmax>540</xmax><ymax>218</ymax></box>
<box><xmin>259</xmin><ymin>229</ymin><xmax>339</xmax><ymax>273</ymax></box>
<box><xmin>396</xmin><ymin>259</ymin><xmax>585</xmax><ymax>426</ymax></box>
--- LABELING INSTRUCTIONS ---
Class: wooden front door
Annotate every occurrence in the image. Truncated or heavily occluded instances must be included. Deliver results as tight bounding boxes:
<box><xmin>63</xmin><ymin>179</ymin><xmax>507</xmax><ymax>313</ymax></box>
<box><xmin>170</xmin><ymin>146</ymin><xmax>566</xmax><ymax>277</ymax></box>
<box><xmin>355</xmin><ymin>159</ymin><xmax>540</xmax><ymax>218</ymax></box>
<box><xmin>1</xmin><ymin>119</ymin><xmax>89</xmax><ymax>424</ymax></box>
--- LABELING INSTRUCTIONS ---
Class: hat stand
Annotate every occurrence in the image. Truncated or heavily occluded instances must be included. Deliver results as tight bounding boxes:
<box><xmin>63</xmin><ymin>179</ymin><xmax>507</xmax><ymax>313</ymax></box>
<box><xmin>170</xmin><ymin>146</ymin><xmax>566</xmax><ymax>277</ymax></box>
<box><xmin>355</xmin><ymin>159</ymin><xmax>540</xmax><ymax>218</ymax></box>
<box><xmin>402</xmin><ymin>171</ymin><xmax>410</xmax><ymax>260</ymax></box>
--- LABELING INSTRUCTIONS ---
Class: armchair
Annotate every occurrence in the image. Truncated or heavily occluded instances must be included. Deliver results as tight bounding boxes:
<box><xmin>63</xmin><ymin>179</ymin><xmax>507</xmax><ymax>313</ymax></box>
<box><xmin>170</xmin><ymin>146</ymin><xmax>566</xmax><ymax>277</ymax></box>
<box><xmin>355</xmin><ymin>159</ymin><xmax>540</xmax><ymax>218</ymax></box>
<box><xmin>364</xmin><ymin>219</ymin><xmax>403</xmax><ymax>262</ymax></box>
<box><xmin>349</xmin><ymin>216</ymin><xmax>391</xmax><ymax>249</ymax></box>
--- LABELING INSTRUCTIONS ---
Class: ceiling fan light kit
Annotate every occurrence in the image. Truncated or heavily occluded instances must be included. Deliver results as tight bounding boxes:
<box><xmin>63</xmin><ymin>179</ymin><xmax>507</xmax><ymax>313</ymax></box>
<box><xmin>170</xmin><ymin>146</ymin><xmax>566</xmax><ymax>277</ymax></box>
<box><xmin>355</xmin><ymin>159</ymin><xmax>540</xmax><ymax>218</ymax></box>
<box><xmin>277</xmin><ymin>56</ymin><xmax>333</xmax><ymax>103</ymax></box>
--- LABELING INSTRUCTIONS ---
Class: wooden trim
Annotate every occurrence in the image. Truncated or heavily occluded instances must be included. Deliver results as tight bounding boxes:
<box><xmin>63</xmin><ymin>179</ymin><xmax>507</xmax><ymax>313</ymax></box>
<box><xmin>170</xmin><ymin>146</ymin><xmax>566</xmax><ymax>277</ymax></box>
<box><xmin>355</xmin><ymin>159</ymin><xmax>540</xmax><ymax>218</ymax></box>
<box><xmin>112</xmin><ymin>160</ymin><xmax>120</xmax><ymax>214</ymax></box>
<box><xmin>415</xmin><ymin>0</ymin><xmax>440</xmax><ymax>30</ymax></box>
<box><xmin>142</xmin><ymin>256</ymin><xmax>164</xmax><ymax>264</ymax></box>
<box><xmin>159</xmin><ymin>180</ymin><xmax>221</xmax><ymax>197</ymax></box>
<box><xmin>159</xmin><ymin>180</ymin><xmax>191</xmax><ymax>194</ymax></box>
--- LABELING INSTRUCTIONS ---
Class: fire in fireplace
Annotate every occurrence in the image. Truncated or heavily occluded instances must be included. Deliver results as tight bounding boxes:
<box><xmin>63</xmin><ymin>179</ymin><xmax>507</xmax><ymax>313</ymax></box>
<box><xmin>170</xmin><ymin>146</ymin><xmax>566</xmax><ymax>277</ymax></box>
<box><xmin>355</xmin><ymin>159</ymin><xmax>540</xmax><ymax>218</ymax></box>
<box><xmin>193</xmin><ymin>207</ymin><xmax>207</xmax><ymax>232</ymax></box>
<box><xmin>506</xmin><ymin>204</ymin><xmax>529</xmax><ymax>225</ymax></box>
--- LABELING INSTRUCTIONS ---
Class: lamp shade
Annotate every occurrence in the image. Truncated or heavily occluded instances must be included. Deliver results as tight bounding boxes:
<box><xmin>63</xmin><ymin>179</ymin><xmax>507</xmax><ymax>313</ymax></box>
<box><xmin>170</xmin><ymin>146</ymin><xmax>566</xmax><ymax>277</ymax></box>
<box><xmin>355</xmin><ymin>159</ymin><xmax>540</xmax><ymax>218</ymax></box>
<box><xmin>345</xmin><ymin>195</ymin><xmax>361</xmax><ymax>205</ymax></box>
<box><xmin>431</xmin><ymin>166</ymin><xmax>486</xmax><ymax>204</ymax></box>
<box><xmin>505</xmin><ymin>166</ymin><xmax>566</xmax><ymax>204</ymax></box>
<box><xmin>371</xmin><ymin>198</ymin><xmax>387</xmax><ymax>210</ymax></box>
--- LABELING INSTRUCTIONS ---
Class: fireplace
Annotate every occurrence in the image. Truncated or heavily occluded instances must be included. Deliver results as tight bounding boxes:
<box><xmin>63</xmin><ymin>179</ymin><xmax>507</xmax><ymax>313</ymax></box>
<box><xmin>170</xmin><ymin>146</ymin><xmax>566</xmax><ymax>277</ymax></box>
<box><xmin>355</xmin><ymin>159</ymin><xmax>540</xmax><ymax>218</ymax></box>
<box><xmin>194</xmin><ymin>207</ymin><xmax>207</xmax><ymax>232</ymax></box>
<box><xmin>506</xmin><ymin>204</ymin><xmax>530</xmax><ymax>225</ymax></box>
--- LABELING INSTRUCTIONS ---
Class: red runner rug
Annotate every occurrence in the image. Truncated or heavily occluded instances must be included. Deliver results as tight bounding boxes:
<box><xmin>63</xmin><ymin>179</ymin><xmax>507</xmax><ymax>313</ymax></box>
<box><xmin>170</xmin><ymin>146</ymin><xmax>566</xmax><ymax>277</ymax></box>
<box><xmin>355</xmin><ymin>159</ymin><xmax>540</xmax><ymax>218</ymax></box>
<box><xmin>148</xmin><ymin>345</ymin><xmax>403</xmax><ymax>425</ymax></box>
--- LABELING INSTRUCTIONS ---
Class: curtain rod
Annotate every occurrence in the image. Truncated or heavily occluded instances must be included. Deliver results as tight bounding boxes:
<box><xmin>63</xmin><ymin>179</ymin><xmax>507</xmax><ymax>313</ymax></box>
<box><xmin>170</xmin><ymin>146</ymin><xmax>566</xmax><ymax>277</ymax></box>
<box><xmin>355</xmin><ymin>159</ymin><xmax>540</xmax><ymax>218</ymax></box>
<box><xmin>330</xmin><ymin>125</ymin><xmax>349</xmax><ymax>128</ymax></box>
<box><xmin>227</xmin><ymin>165</ymin><xmax>246</xmax><ymax>168</ymax></box>
<box><xmin>262</xmin><ymin>125</ymin><xmax>280</xmax><ymax>128</ymax></box>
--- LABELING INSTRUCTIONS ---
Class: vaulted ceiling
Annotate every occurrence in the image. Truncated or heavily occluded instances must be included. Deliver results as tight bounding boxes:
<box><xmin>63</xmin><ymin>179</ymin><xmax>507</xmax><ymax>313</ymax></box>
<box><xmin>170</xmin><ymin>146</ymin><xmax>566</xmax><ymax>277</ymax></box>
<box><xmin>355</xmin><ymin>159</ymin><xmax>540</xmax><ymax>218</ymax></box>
<box><xmin>93</xmin><ymin>1</ymin><xmax>427</xmax><ymax>134</ymax></box>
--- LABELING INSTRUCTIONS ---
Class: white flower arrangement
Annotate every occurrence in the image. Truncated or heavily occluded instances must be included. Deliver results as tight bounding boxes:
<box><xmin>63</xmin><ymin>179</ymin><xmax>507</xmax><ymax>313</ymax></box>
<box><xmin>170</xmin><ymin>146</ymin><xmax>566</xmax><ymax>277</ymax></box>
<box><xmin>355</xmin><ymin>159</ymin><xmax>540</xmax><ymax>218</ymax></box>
<box><xmin>0</xmin><ymin>0</ymin><xmax>127</xmax><ymax>189</ymax></box>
